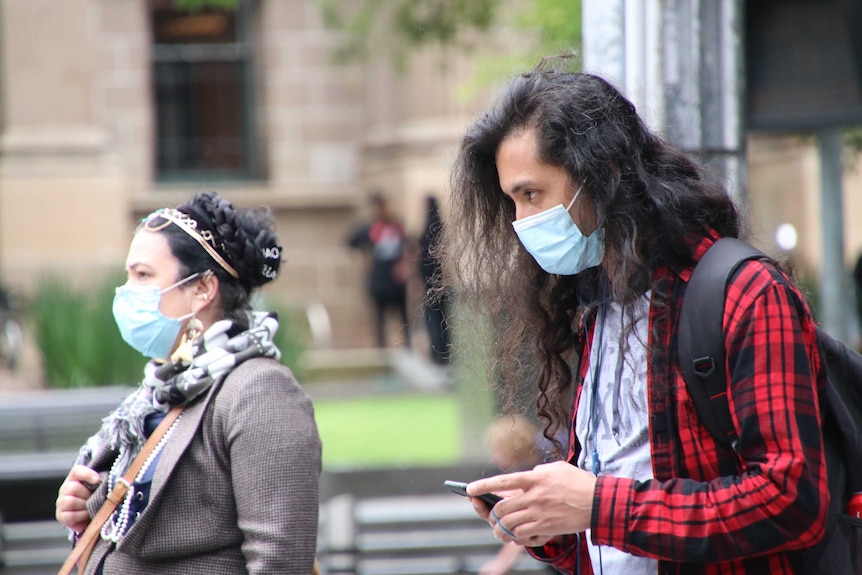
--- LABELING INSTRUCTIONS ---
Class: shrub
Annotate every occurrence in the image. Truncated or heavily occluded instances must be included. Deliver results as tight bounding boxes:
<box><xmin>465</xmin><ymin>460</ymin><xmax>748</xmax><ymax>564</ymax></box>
<box><xmin>30</xmin><ymin>273</ymin><xmax>144</xmax><ymax>388</ymax></box>
<box><xmin>269</xmin><ymin>305</ymin><xmax>308</xmax><ymax>381</ymax></box>
<box><xmin>29</xmin><ymin>275</ymin><xmax>310</xmax><ymax>389</ymax></box>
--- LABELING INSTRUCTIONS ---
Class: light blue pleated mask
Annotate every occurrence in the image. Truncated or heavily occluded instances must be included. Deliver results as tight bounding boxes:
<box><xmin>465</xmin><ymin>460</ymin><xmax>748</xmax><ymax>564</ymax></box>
<box><xmin>112</xmin><ymin>273</ymin><xmax>199</xmax><ymax>359</ymax></box>
<box><xmin>512</xmin><ymin>187</ymin><xmax>604</xmax><ymax>275</ymax></box>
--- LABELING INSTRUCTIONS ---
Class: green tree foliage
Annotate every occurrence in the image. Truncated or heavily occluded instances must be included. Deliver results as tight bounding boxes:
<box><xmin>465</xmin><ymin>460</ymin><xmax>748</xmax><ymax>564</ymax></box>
<box><xmin>846</xmin><ymin>126</ymin><xmax>862</xmax><ymax>154</ymax></box>
<box><xmin>458</xmin><ymin>0</ymin><xmax>583</xmax><ymax>99</ymax></box>
<box><xmin>317</xmin><ymin>0</ymin><xmax>582</xmax><ymax>77</ymax></box>
<box><xmin>517</xmin><ymin>0</ymin><xmax>582</xmax><ymax>53</ymax></box>
<box><xmin>172</xmin><ymin>0</ymin><xmax>238</xmax><ymax>11</ymax></box>
<box><xmin>318</xmin><ymin>0</ymin><xmax>498</xmax><ymax>71</ymax></box>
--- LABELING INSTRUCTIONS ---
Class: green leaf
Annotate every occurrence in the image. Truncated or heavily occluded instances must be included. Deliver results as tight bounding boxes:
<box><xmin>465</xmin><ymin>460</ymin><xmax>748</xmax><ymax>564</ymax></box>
<box><xmin>315</xmin><ymin>0</ymin><xmax>501</xmax><ymax>72</ymax></box>
<box><xmin>172</xmin><ymin>0</ymin><xmax>238</xmax><ymax>12</ymax></box>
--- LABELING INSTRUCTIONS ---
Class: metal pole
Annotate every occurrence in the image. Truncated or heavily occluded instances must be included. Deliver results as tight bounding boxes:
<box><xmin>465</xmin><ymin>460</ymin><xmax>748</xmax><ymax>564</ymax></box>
<box><xmin>585</xmin><ymin>0</ymin><xmax>747</xmax><ymax>225</ymax></box>
<box><xmin>817</xmin><ymin>128</ymin><xmax>852</xmax><ymax>344</ymax></box>
<box><xmin>583</xmin><ymin>0</ymin><xmax>626</xmax><ymax>88</ymax></box>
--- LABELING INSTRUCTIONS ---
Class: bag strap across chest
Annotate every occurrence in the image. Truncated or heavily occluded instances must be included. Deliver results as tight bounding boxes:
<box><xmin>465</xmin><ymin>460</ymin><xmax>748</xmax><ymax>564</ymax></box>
<box><xmin>677</xmin><ymin>237</ymin><xmax>766</xmax><ymax>453</ymax></box>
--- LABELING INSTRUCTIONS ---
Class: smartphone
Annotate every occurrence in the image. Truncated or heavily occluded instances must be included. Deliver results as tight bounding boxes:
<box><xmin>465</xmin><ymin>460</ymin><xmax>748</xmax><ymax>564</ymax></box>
<box><xmin>444</xmin><ymin>480</ymin><xmax>503</xmax><ymax>509</ymax></box>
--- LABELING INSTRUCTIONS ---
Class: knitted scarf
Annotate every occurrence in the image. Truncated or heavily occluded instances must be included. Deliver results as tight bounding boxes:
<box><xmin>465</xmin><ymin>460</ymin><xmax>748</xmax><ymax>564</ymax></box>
<box><xmin>76</xmin><ymin>311</ymin><xmax>281</xmax><ymax>479</ymax></box>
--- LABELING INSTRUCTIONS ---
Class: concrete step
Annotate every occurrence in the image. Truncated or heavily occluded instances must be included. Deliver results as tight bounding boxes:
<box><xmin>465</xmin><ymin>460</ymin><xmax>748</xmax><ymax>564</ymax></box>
<box><xmin>303</xmin><ymin>348</ymin><xmax>452</xmax><ymax>392</ymax></box>
<box><xmin>1</xmin><ymin>520</ymin><xmax>69</xmax><ymax>574</ymax></box>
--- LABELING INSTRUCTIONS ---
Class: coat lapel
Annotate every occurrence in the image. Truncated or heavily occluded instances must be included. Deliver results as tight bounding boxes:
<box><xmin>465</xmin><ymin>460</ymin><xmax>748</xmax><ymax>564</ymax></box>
<box><xmin>117</xmin><ymin>377</ymin><xmax>224</xmax><ymax>552</ymax></box>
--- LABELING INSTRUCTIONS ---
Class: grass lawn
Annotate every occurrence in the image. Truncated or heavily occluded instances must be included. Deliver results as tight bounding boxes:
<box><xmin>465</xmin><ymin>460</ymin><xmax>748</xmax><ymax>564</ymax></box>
<box><xmin>313</xmin><ymin>393</ymin><xmax>462</xmax><ymax>469</ymax></box>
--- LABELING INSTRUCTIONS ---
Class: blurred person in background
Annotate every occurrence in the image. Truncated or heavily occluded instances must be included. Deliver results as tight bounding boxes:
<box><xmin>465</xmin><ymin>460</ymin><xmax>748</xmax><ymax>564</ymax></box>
<box><xmin>418</xmin><ymin>194</ymin><xmax>452</xmax><ymax>365</ymax></box>
<box><xmin>55</xmin><ymin>191</ymin><xmax>321</xmax><ymax>575</ymax></box>
<box><xmin>348</xmin><ymin>192</ymin><xmax>411</xmax><ymax>348</ymax></box>
<box><xmin>854</xmin><ymin>252</ymin><xmax>862</xmax><ymax>352</ymax></box>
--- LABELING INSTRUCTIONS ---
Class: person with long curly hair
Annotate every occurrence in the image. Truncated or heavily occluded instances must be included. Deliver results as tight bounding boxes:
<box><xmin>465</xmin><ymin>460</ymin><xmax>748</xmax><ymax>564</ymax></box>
<box><xmin>55</xmin><ymin>191</ymin><xmax>321</xmax><ymax>574</ymax></box>
<box><xmin>445</xmin><ymin>60</ymin><xmax>828</xmax><ymax>574</ymax></box>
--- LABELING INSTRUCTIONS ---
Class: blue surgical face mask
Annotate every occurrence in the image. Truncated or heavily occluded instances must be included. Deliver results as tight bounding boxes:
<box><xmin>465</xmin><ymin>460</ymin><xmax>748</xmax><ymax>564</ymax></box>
<box><xmin>112</xmin><ymin>273</ymin><xmax>199</xmax><ymax>359</ymax></box>
<box><xmin>512</xmin><ymin>186</ymin><xmax>604</xmax><ymax>275</ymax></box>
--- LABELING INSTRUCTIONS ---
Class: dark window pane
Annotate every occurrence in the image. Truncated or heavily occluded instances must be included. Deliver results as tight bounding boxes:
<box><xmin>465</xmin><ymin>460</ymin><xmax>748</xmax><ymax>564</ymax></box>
<box><xmin>150</xmin><ymin>1</ymin><xmax>255</xmax><ymax>182</ymax></box>
<box><xmin>154</xmin><ymin>60</ymin><xmax>247</xmax><ymax>175</ymax></box>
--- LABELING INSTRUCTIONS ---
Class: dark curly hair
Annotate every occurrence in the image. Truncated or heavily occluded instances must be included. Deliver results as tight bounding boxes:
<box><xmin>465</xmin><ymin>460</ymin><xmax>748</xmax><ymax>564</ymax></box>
<box><xmin>148</xmin><ymin>191</ymin><xmax>282</xmax><ymax>328</ymax></box>
<box><xmin>443</xmin><ymin>62</ymin><xmax>741</xmax><ymax>449</ymax></box>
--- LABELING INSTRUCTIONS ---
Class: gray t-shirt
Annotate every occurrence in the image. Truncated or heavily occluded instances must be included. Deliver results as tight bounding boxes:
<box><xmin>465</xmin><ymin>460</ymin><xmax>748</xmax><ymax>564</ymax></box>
<box><xmin>575</xmin><ymin>293</ymin><xmax>658</xmax><ymax>574</ymax></box>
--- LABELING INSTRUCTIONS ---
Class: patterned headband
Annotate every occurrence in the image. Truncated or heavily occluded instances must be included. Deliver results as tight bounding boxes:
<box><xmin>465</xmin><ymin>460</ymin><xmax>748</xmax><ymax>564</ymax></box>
<box><xmin>142</xmin><ymin>208</ymin><xmax>240</xmax><ymax>279</ymax></box>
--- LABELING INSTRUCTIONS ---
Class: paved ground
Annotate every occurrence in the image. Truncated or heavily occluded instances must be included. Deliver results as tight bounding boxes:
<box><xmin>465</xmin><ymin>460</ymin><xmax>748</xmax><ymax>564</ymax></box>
<box><xmin>0</xmin><ymin>347</ymin><xmax>44</xmax><ymax>393</ymax></box>
<box><xmin>0</xmin><ymin>343</ymin><xmax>451</xmax><ymax>397</ymax></box>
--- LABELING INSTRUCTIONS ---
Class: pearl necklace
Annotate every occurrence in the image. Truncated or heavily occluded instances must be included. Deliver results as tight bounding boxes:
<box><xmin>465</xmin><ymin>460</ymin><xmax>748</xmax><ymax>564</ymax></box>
<box><xmin>100</xmin><ymin>413</ymin><xmax>182</xmax><ymax>543</ymax></box>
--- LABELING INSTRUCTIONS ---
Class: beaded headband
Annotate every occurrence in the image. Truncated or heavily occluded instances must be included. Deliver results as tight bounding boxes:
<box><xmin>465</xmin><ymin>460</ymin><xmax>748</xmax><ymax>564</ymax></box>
<box><xmin>142</xmin><ymin>208</ymin><xmax>240</xmax><ymax>279</ymax></box>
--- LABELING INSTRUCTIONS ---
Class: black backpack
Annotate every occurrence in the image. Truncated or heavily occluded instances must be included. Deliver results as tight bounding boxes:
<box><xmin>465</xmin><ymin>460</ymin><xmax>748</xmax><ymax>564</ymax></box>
<box><xmin>678</xmin><ymin>237</ymin><xmax>862</xmax><ymax>574</ymax></box>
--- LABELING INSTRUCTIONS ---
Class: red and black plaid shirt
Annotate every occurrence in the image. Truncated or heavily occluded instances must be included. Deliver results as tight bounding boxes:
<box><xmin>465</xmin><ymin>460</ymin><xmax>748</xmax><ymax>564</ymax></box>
<box><xmin>530</xmin><ymin>235</ymin><xmax>828</xmax><ymax>574</ymax></box>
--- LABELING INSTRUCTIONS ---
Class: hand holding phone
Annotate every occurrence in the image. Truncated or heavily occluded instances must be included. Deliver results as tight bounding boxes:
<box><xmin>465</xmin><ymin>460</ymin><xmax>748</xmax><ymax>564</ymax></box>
<box><xmin>444</xmin><ymin>480</ymin><xmax>503</xmax><ymax>509</ymax></box>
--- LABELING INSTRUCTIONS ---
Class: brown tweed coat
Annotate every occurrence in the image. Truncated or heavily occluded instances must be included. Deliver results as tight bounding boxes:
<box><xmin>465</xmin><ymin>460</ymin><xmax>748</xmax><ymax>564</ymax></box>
<box><xmin>79</xmin><ymin>357</ymin><xmax>322</xmax><ymax>575</ymax></box>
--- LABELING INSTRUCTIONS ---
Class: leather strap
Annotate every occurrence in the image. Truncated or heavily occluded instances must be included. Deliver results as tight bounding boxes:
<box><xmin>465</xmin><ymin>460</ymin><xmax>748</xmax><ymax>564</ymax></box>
<box><xmin>57</xmin><ymin>405</ymin><xmax>184</xmax><ymax>575</ymax></box>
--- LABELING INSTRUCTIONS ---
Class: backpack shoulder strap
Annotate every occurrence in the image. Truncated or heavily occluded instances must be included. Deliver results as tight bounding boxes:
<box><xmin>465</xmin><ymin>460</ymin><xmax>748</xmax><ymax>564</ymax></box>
<box><xmin>678</xmin><ymin>237</ymin><xmax>767</xmax><ymax>451</ymax></box>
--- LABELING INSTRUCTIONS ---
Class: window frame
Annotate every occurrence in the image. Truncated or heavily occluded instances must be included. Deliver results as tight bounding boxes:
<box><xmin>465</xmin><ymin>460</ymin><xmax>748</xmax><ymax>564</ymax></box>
<box><xmin>150</xmin><ymin>0</ymin><xmax>259</xmax><ymax>183</ymax></box>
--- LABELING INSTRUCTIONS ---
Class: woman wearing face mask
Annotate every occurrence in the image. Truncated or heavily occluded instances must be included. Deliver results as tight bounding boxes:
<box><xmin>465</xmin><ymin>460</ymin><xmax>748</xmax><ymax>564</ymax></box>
<box><xmin>55</xmin><ymin>191</ymin><xmax>321</xmax><ymax>575</ymax></box>
<box><xmin>443</xmin><ymin>60</ymin><xmax>827</xmax><ymax>574</ymax></box>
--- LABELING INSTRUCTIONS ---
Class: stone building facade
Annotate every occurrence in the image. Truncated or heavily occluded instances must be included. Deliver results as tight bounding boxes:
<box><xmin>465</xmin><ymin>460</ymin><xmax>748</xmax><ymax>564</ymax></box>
<box><xmin>0</xmin><ymin>0</ymin><xmax>498</xmax><ymax>350</ymax></box>
<box><xmin>1</xmin><ymin>0</ymin><xmax>860</xmax><ymax>354</ymax></box>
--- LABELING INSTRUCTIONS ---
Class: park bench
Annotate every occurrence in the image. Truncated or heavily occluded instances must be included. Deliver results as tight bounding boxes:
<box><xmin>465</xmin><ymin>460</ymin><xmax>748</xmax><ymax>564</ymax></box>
<box><xmin>0</xmin><ymin>386</ymin><xmax>132</xmax><ymax>574</ymax></box>
<box><xmin>317</xmin><ymin>494</ymin><xmax>547</xmax><ymax>575</ymax></box>
<box><xmin>317</xmin><ymin>462</ymin><xmax>548</xmax><ymax>575</ymax></box>
<box><xmin>0</xmin><ymin>388</ymin><xmax>542</xmax><ymax>575</ymax></box>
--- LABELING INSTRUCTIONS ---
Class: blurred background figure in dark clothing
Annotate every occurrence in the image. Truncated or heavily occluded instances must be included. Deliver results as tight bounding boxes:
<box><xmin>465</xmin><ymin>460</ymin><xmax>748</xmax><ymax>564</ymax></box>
<box><xmin>854</xmin><ymin>252</ymin><xmax>862</xmax><ymax>352</ymax></box>
<box><xmin>418</xmin><ymin>195</ymin><xmax>452</xmax><ymax>364</ymax></box>
<box><xmin>348</xmin><ymin>192</ymin><xmax>410</xmax><ymax>348</ymax></box>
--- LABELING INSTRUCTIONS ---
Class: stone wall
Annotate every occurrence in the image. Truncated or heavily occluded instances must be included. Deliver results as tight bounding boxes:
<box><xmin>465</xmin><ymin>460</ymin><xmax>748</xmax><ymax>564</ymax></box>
<box><xmin>1</xmin><ymin>0</ymin><xmax>859</xmax><ymax>355</ymax></box>
<box><xmin>0</xmin><ymin>0</ymin><xmax>492</xmax><ymax>352</ymax></box>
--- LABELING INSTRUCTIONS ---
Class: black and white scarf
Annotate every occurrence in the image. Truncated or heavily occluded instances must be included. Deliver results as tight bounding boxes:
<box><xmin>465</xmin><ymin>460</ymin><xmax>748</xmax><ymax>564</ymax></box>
<box><xmin>76</xmin><ymin>311</ymin><xmax>281</xmax><ymax>479</ymax></box>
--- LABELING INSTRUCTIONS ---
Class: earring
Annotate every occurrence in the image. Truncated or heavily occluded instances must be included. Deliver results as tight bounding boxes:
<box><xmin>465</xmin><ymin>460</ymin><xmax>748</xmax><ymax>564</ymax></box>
<box><xmin>170</xmin><ymin>317</ymin><xmax>204</xmax><ymax>364</ymax></box>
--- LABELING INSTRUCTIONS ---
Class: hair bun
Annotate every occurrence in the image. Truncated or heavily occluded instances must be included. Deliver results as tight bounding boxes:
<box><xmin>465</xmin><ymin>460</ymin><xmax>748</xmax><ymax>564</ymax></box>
<box><xmin>253</xmin><ymin>228</ymin><xmax>281</xmax><ymax>286</ymax></box>
<box><xmin>183</xmin><ymin>192</ymin><xmax>282</xmax><ymax>289</ymax></box>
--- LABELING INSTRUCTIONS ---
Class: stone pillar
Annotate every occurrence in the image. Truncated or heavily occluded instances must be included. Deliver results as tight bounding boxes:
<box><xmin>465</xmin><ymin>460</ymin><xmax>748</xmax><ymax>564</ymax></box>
<box><xmin>583</xmin><ymin>0</ymin><xmax>747</xmax><ymax>205</ymax></box>
<box><xmin>0</xmin><ymin>0</ymin><xmax>132</xmax><ymax>285</ymax></box>
<box><xmin>583</xmin><ymin>0</ymin><xmax>665</xmax><ymax>130</ymax></box>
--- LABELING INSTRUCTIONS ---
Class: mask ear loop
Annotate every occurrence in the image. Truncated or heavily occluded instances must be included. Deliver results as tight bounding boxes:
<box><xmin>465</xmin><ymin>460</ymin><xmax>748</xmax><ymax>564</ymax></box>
<box><xmin>160</xmin><ymin>272</ymin><xmax>201</xmax><ymax>295</ymax></box>
<box><xmin>566</xmin><ymin>184</ymin><xmax>584</xmax><ymax>213</ymax></box>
